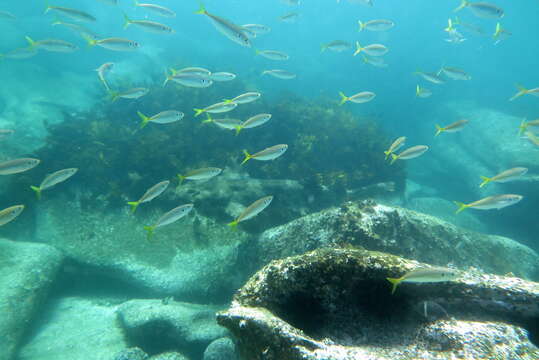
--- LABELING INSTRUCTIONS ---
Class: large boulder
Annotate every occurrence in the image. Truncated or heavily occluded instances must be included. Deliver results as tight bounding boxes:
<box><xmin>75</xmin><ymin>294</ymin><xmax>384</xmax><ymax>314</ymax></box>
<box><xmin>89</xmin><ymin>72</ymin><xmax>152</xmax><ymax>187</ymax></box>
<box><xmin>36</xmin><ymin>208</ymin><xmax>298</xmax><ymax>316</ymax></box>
<box><xmin>218</xmin><ymin>248</ymin><xmax>539</xmax><ymax>360</ymax></box>
<box><xmin>0</xmin><ymin>239</ymin><xmax>63</xmax><ymax>360</ymax></box>
<box><xmin>17</xmin><ymin>297</ymin><xmax>128</xmax><ymax>360</ymax></box>
<box><xmin>254</xmin><ymin>200</ymin><xmax>539</xmax><ymax>280</ymax></box>
<box><xmin>116</xmin><ymin>299</ymin><xmax>228</xmax><ymax>359</ymax></box>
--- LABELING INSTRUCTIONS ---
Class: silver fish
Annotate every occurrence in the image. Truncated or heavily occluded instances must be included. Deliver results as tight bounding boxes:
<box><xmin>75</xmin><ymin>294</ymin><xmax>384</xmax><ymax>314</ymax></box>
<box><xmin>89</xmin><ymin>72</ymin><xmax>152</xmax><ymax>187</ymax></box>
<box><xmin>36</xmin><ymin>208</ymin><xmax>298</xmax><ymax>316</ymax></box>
<box><xmin>225</xmin><ymin>92</ymin><xmax>261</xmax><ymax>105</ymax></box>
<box><xmin>144</xmin><ymin>203</ymin><xmax>194</xmax><ymax>239</ymax></box>
<box><xmin>110</xmin><ymin>88</ymin><xmax>149</xmax><ymax>102</ymax></box>
<box><xmin>228</xmin><ymin>196</ymin><xmax>273</xmax><ymax>228</ymax></box>
<box><xmin>455</xmin><ymin>194</ymin><xmax>523</xmax><ymax>213</ymax></box>
<box><xmin>202</xmin><ymin>115</ymin><xmax>242</xmax><ymax>131</ymax></box>
<box><xmin>127</xmin><ymin>180</ymin><xmax>170</xmax><ymax>213</ymax></box>
<box><xmin>479</xmin><ymin>168</ymin><xmax>528</xmax><ymax>188</ymax></box>
<box><xmin>279</xmin><ymin>12</ymin><xmax>299</xmax><ymax>23</ymax></box>
<box><xmin>361</xmin><ymin>55</ymin><xmax>388</xmax><ymax>68</ymax></box>
<box><xmin>415</xmin><ymin>71</ymin><xmax>445</xmax><ymax>85</ymax></box>
<box><xmin>242</xmin><ymin>24</ymin><xmax>271</xmax><ymax>36</ymax></box>
<box><xmin>165</xmin><ymin>72</ymin><xmax>213</xmax><ymax>88</ymax></box>
<box><xmin>26</xmin><ymin>36</ymin><xmax>78</xmax><ymax>53</ymax></box>
<box><xmin>454</xmin><ymin>0</ymin><xmax>504</xmax><ymax>19</ymax></box>
<box><xmin>339</xmin><ymin>91</ymin><xmax>375</xmax><ymax>105</ymax></box>
<box><xmin>137</xmin><ymin>110</ymin><xmax>184</xmax><ymax>128</ymax></box>
<box><xmin>384</xmin><ymin>136</ymin><xmax>406</xmax><ymax>160</ymax></box>
<box><xmin>30</xmin><ymin>168</ymin><xmax>78</xmax><ymax>199</ymax></box>
<box><xmin>390</xmin><ymin>145</ymin><xmax>428</xmax><ymax>164</ymax></box>
<box><xmin>321</xmin><ymin>40</ymin><xmax>351</xmax><ymax>53</ymax></box>
<box><xmin>416</xmin><ymin>85</ymin><xmax>432</xmax><ymax>98</ymax></box>
<box><xmin>0</xmin><ymin>158</ymin><xmax>40</xmax><ymax>175</ymax></box>
<box><xmin>123</xmin><ymin>14</ymin><xmax>174</xmax><ymax>34</ymax></box>
<box><xmin>134</xmin><ymin>2</ymin><xmax>175</xmax><ymax>18</ymax></box>
<box><xmin>209</xmin><ymin>72</ymin><xmax>236</xmax><ymax>82</ymax></box>
<box><xmin>256</xmin><ymin>49</ymin><xmax>289</xmax><ymax>60</ymax></box>
<box><xmin>0</xmin><ymin>205</ymin><xmax>25</xmax><ymax>226</ymax></box>
<box><xmin>95</xmin><ymin>62</ymin><xmax>114</xmax><ymax>91</ymax></box>
<box><xmin>45</xmin><ymin>5</ymin><xmax>96</xmax><ymax>22</ymax></box>
<box><xmin>262</xmin><ymin>69</ymin><xmax>296</xmax><ymax>80</ymax></box>
<box><xmin>236</xmin><ymin>114</ymin><xmax>272</xmax><ymax>135</ymax></box>
<box><xmin>195</xmin><ymin>4</ymin><xmax>250</xmax><ymax>47</ymax></box>
<box><xmin>0</xmin><ymin>47</ymin><xmax>37</xmax><ymax>60</ymax></box>
<box><xmin>86</xmin><ymin>37</ymin><xmax>140</xmax><ymax>51</ymax></box>
<box><xmin>387</xmin><ymin>267</ymin><xmax>459</xmax><ymax>294</ymax></box>
<box><xmin>177</xmin><ymin>167</ymin><xmax>222</xmax><ymax>184</ymax></box>
<box><xmin>358</xmin><ymin>19</ymin><xmax>394</xmax><ymax>32</ymax></box>
<box><xmin>52</xmin><ymin>20</ymin><xmax>99</xmax><ymax>40</ymax></box>
<box><xmin>353</xmin><ymin>42</ymin><xmax>388</xmax><ymax>57</ymax></box>
<box><xmin>438</xmin><ymin>66</ymin><xmax>471</xmax><ymax>80</ymax></box>
<box><xmin>241</xmin><ymin>144</ymin><xmax>288</xmax><ymax>165</ymax></box>
<box><xmin>194</xmin><ymin>101</ymin><xmax>237</xmax><ymax>117</ymax></box>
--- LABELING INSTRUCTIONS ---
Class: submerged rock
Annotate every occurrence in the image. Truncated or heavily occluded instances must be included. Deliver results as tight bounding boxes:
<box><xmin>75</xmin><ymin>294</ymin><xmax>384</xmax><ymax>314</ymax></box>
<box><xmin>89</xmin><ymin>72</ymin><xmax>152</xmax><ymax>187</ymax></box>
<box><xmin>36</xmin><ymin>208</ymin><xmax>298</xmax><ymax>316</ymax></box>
<box><xmin>0</xmin><ymin>239</ymin><xmax>63</xmax><ymax>360</ymax></box>
<box><xmin>218</xmin><ymin>248</ymin><xmax>539</xmax><ymax>360</ymax></box>
<box><xmin>254</xmin><ymin>200</ymin><xmax>539</xmax><ymax>281</ymax></box>
<box><xmin>116</xmin><ymin>299</ymin><xmax>228</xmax><ymax>359</ymax></box>
<box><xmin>203</xmin><ymin>337</ymin><xmax>239</xmax><ymax>360</ymax></box>
<box><xmin>18</xmin><ymin>297</ymin><xmax>128</xmax><ymax>360</ymax></box>
<box><xmin>113</xmin><ymin>348</ymin><xmax>148</xmax><ymax>360</ymax></box>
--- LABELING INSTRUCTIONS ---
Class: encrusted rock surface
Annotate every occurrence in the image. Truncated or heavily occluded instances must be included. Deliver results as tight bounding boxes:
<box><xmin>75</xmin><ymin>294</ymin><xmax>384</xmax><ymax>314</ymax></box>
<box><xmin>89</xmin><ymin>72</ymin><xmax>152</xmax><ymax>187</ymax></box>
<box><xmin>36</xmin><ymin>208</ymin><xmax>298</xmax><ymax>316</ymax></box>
<box><xmin>218</xmin><ymin>248</ymin><xmax>539</xmax><ymax>360</ymax></box>
<box><xmin>254</xmin><ymin>200</ymin><xmax>539</xmax><ymax>281</ymax></box>
<box><xmin>0</xmin><ymin>239</ymin><xmax>64</xmax><ymax>360</ymax></box>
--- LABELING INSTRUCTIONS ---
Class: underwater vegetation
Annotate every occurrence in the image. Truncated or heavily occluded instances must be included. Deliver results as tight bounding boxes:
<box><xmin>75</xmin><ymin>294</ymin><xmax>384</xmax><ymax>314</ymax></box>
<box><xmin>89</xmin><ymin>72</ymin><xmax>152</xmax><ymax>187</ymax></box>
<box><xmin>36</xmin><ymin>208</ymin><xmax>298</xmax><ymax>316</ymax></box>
<box><xmin>4</xmin><ymin>75</ymin><xmax>404</xmax><ymax>226</ymax></box>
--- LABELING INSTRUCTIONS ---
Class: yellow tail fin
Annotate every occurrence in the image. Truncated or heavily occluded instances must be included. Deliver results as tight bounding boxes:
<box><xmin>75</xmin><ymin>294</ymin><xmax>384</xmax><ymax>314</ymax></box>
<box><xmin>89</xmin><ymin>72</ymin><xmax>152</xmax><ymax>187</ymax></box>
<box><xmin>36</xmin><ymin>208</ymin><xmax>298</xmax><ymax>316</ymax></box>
<box><xmin>137</xmin><ymin>111</ymin><xmax>150</xmax><ymax>128</ymax></box>
<box><xmin>143</xmin><ymin>225</ymin><xmax>155</xmax><ymax>240</ymax></box>
<box><xmin>435</xmin><ymin>124</ymin><xmax>444</xmax><ymax>136</ymax></box>
<box><xmin>444</xmin><ymin>18</ymin><xmax>454</xmax><ymax>32</ymax></box>
<box><xmin>30</xmin><ymin>186</ymin><xmax>42</xmax><ymax>200</ymax></box>
<box><xmin>358</xmin><ymin>20</ymin><xmax>364</xmax><ymax>32</ymax></box>
<box><xmin>509</xmin><ymin>84</ymin><xmax>528</xmax><ymax>101</ymax></box>
<box><xmin>227</xmin><ymin>220</ymin><xmax>239</xmax><ymax>230</ymax></box>
<box><xmin>384</xmin><ymin>150</ymin><xmax>391</xmax><ymax>160</ymax></box>
<box><xmin>479</xmin><ymin>176</ymin><xmax>491</xmax><ymax>188</ymax></box>
<box><xmin>25</xmin><ymin>36</ymin><xmax>35</xmax><ymax>47</ymax></box>
<box><xmin>353</xmin><ymin>41</ymin><xmax>361</xmax><ymax>56</ymax></box>
<box><xmin>386</xmin><ymin>277</ymin><xmax>402</xmax><ymax>295</ymax></box>
<box><xmin>177</xmin><ymin>174</ymin><xmax>185</xmax><ymax>185</ymax></box>
<box><xmin>194</xmin><ymin>108</ymin><xmax>205</xmax><ymax>117</ymax></box>
<box><xmin>518</xmin><ymin>119</ymin><xmax>527</xmax><ymax>136</ymax></box>
<box><xmin>194</xmin><ymin>2</ymin><xmax>206</xmax><ymax>15</ymax></box>
<box><xmin>454</xmin><ymin>201</ymin><xmax>468</xmax><ymax>214</ymax></box>
<box><xmin>390</xmin><ymin>153</ymin><xmax>398</xmax><ymax>165</ymax></box>
<box><xmin>202</xmin><ymin>113</ymin><xmax>213</xmax><ymax>123</ymax></box>
<box><xmin>122</xmin><ymin>13</ymin><xmax>131</xmax><ymax>29</ymax></box>
<box><xmin>338</xmin><ymin>91</ymin><xmax>348</xmax><ymax>105</ymax></box>
<box><xmin>454</xmin><ymin>0</ymin><xmax>468</xmax><ymax>12</ymax></box>
<box><xmin>127</xmin><ymin>201</ymin><xmax>139</xmax><ymax>213</ymax></box>
<box><xmin>235</xmin><ymin>125</ymin><xmax>243</xmax><ymax>136</ymax></box>
<box><xmin>240</xmin><ymin>150</ymin><xmax>251</xmax><ymax>165</ymax></box>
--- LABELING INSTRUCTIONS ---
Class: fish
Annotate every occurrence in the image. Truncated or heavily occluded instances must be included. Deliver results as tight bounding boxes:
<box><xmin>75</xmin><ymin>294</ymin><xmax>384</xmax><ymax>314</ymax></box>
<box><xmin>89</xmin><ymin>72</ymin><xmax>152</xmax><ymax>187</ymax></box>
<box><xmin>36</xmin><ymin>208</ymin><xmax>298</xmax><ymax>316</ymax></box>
<box><xmin>224</xmin><ymin>92</ymin><xmax>261</xmax><ymax>105</ymax></box>
<box><xmin>358</xmin><ymin>19</ymin><xmax>394</xmax><ymax>32</ymax></box>
<box><xmin>438</xmin><ymin>66</ymin><xmax>471</xmax><ymax>81</ymax></box>
<box><xmin>195</xmin><ymin>4</ymin><xmax>250</xmax><ymax>47</ymax></box>
<box><xmin>525</xmin><ymin>131</ymin><xmax>539</xmax><ymax>146</ymax></box>
<box><xmin>30</xmin><ymin>168</ymin><xmax>78</xmax><ymax>199</ymax></box>
<box><xmin>321</xmin><ymin>40</ymin><xmax>351</xmax><ymax>53</ymax></box>
<box><xmin>202</xmin><ymin>114</ymin><xmax>242</xmax><ymax>131</ymax></box>
<box><xmin>255</xmin><ymin>49</ymin><xmax>290</xmax><ymax>61</ymax></box>
<box><xmin>518</xmin><ymin>118</ymin><xmax>539</xmax><ymax>135</ymax></box>
<box><xmin>454</xmin><ymin>194</ymin><xmax>523</xmax><ymax>214</ymax></box>
<box><xmin>0</xmin><ymin>205</ymin><xmax>25</xmax><ymax>227</ymax></box>
<box><xmin>172</xmin><ymin>67</ymin><xmax>211</xmax><ymax>78</ymax></box>
<box><xmin>0</xmin><ymin>47</ymin><xmax>37</xmax><ymax>60</ymax></box>
<box><xmin>84</xmin><ymin>36</ymin><xmax>140</xmax><ymax>51</ymax></box>
<box><xmin>52</xmin><ymin>20</ymin><xmax>99</xmax><ymax>40</ymax></box>
<box><xmin>454</xmin><ymin>0</ymin><xmax>504</xmax><ymax>19</ymax></box>
<box><xmin>262</xmin><ymin>69</ymin><xmax>297</xmax><ymax>80</ymax></box>
<box><xmin>241</xmin><ymin>144</ymin><xmax>288</xmax><ymax>165</ymax></box>
<box><xmin>384</xmin><ymin>136</ymin><xmax>406</xmax><ymax>160</ymax></box>
<box><xmin>109</xmin><ymin>88</ymin><xmax>149</xmax><ymax>102</ymax></box>
<box><xmin>479</xmin><ymin>167</ymin><xmax>528</xmax><ymax>188</ymax></box>
<box><xmin>144</xmin><ymin>203</ymin><xmax>194</xmax><ymax>239</ymax></box>
<box><xmin>127</xmin><ymin>180</ymin><xmax>169</xmax><ymax>213</ymax></box>
<box><xmin>279</xmin><ymin>12</ymin><xmax>299</xmax><ymax>23</ymax></box>
<box><xmin>177</xmin><ymin>167</ymin><xmax>222</xmax><ymax>185</ymax></box>
<box><xmin>194</xmin><ymin>101</ymin><xmax>237</xmax><ymax>117</ymax></box>
<box><xmin>209</xmin><ymin>72</ymin><xmax>236</xmax><ymax>82</ymax></box>
<box><xmin>25</xmin><ymin>36</ymin><xmax>78</xmax><ymax>53</ymax></box>
<box><xmin>387</xmin><ymin>267</ymin><xmax>459</xmax><ymax>294</ymax></box>
<box><xmin>414</xmin><ymin>71</ymin><xmax>445</xmax><ymax>85</ymax></box>
<box><xmin>390</xmin><ymin>145</ymin><xmax>428</xmax><ymax>164</ymax></box>
<box><xmin>361</xmin><ymin>55</ymin><xmax>388</xmax><ymax>68</ymax></box>
<box><xmin>45</xmin><ymin>5</ymin><xmax>96</xmax><ymax>22</ymax></box>
<box><xmin>137</xmin><ymin>110</ymin><xmax>184</xmax><ymax>128</ymax></box>
<box><xmin>134</xmin><ymin>1</ymin><xmax>176</xmax><ymax>18</ymax></box>
<box><xmin>164</xmin><ymin>72</ymin><xmax>213</xmax><ymax>88</ymax></box>
<box><xmin>0</xmin><ymin>10</ymin><xmax>16</xmax><ymax>20</ymax></box>
<box><xmin>0</xmin><ymin>158</ymin><xmax>40</xmax><ymax>175</ymax></box>
<box><xmin>416</xmin><ymin>85</ymin><xmax>432</xmax><ymax>98</ymax></box>
<box><xmin>509</xmin><ymin>84</ymin><xmax>539</xmax><ymax>101</ymax></box>
<box><xmin>95</xmin><ymin>62</ymin><xmax>114</xmax><ymax>91</ymax></box>
<box><xmin>435</xmin><ymin>119</ymin><xmax>469</xmax><ymax>136</ymax></box>
<box><xmin>0</xmin><ymin>129</ymin><xmax>15</xmax><ymax>140</ymax></box>
<box><xmin>493</xmin><ymin>22</ymin><xmax>511</xmax><ymax>45</ymax></box>
<box><xmin>242</xmin><ymin>24</ymin><xmax>271</xmax><ymax>36</ymax></box>
<box><xmin>414</xmin><ymin>300</ymin><xmax>449</xmax><ymax>321</ymax></box>
<box><xmin>353</xmin><ymin>42</ymin><xmax>388</xmax><ymax>57</ymax></box>
<box><xmin>236</xmin><ymin>114</ymin><xmax>272</xmax><ymax>135</ymax></box>
<box><xmin>451</xmin><ymin>17</ymin><xmax>484</xmax><ymax>36</ymax></box>
<box><xmin>123</xmin><ymin>14</ymin><xmax>174</xmax><ymax>34</ymax></box>
<box><xmin>338</xmin><ymin>91</ymin><xmax>375</xmax><ymax>105</ymax></box>
<box><xmin>228</xmin><ymin>196</ymin><xmax>273</xmax><ymax>229</ymax></box>
<box><xmin>445</xmin><ymin>28</ymin><xmax>467</xmax><ymax>44</ymax></box>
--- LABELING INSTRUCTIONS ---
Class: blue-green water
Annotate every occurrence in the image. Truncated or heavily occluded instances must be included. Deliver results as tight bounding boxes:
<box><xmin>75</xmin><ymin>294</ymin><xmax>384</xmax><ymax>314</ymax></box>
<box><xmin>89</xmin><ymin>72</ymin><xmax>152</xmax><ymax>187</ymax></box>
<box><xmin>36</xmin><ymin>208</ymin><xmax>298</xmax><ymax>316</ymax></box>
<box><xmin>1</xmin><ymin>1</ymin><xmax>538</xmax><ymax>359</ymax></box>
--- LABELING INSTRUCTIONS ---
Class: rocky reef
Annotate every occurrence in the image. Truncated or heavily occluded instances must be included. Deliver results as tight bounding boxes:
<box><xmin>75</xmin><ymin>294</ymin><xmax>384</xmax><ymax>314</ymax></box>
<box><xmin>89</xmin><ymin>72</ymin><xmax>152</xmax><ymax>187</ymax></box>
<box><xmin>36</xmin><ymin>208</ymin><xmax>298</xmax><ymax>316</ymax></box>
<box><xmin>218</xmin><ymin>247</ymin><xmax>539</xmax><ymax>360</ymax></box>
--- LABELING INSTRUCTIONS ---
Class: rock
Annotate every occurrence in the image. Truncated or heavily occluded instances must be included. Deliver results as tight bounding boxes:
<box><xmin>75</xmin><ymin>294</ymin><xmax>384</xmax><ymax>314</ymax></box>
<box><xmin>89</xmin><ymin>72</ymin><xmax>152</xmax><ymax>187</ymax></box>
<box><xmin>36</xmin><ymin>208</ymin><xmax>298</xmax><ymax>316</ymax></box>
<box><xmin>254</xmin><ymin>201</ymin><xmax>539</xmax><ymax>281</ymax></box>
<box><xmin>0</xmin><ymin>239</ymin><xmax>63</xmax><ymax>360</ymax></box>
<box><xmin>218</xmin><ymin>248</ymin><xmax>539</xmax><ymax>360</ymax></box>
<box><xmin>32</xmin><ymin>192</ymin><xmax>251</xmax><ymax>302</ymax></box>
<box><xmin>149</xmin><ymin>352</ymin><xmax>189</xmax><ymax>360</ymax></box>
<box><xmin>117</xmin><ymin>299</ymin><xmax>228</xmax><ymax>359</ymax></box>
<box><xmin>18</xmin><ymin>297</ymin><xmax>128</xmax><ymax>360</ymax></box>
<box><xmin>113</xmin><ymin>347</ymin><xmax>149</xmax><ymax>360</ymax></box>
<box><xmin>203</xmin><ymin>337</ymin><xmax>239</xmax><ymax>360</ymax></box>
